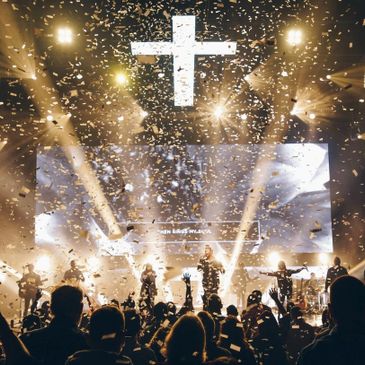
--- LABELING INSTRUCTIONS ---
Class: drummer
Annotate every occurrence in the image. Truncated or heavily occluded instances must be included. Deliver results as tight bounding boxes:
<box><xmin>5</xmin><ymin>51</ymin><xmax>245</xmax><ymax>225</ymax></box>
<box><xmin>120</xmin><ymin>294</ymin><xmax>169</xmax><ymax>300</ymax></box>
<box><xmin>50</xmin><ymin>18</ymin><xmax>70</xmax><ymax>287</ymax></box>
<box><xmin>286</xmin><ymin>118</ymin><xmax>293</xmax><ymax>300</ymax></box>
<box><xmin>305</xmin><ymin>272</ymin><xmax>320</xmax><ymax>296</ymax></box>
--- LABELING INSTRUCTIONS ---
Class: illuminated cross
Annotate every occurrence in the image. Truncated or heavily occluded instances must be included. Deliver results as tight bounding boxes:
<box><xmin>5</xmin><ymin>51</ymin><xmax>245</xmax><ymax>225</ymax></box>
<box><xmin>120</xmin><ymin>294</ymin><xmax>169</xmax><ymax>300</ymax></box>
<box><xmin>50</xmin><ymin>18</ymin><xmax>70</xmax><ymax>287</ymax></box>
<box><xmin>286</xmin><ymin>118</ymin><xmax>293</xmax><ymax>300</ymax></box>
<box><xmin>131</xmin><ymin>15</ymin><xmax>237</xmax><ymax>106</ymax></box>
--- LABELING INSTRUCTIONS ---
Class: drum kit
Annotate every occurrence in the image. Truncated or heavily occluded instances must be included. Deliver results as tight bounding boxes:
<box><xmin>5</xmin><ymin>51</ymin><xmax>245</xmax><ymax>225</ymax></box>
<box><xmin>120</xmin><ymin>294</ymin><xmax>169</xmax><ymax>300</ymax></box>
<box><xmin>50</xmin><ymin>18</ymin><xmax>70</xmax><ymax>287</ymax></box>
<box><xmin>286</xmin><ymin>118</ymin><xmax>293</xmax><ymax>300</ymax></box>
<box><xmin>300</xmin><ymin>282</ymin><xmax>329</xmax><ymax>314</ymax></box>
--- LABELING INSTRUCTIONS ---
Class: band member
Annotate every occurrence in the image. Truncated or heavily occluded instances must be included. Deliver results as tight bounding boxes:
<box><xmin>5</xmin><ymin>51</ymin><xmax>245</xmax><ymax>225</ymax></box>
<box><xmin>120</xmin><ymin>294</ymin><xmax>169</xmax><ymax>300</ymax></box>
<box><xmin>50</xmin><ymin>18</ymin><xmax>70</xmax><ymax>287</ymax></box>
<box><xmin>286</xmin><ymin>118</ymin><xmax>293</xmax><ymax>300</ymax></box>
<box><xmin>63</xmin><ymin>260</ymin><xmax>85</xmax><ymax>286</ymax></box>
<box><xmin>140</xmin><ymin>263</ymin><xmax>157</xmax><ymax>311</ymax></box>
<box><xmin>260</xmin><ymin>260</ymin><xmax>306</xmax><ymax>304</ymax></box>
<box><xmin>197</xmin><ymin>245</ymin><xmax>225</xmax><ymax>306</ymax></box>
<box><xmin>305</xmin><ymin>272</ymin><xmax>320</xmax><ymax>295</ymax></box>
<box><xmin>325</xmin><ymin>256</ymin><xmax>348</xmax><ymax>292</ymax></box>
<box><xmin>232</xmin><ymin>262</ymin><xmax>252</xmax><ymax>309</ymax></box>
<box><xmin>18</xmin><ymin>264</ymin><xmax>42</xmax><ymax>317</ymax></box>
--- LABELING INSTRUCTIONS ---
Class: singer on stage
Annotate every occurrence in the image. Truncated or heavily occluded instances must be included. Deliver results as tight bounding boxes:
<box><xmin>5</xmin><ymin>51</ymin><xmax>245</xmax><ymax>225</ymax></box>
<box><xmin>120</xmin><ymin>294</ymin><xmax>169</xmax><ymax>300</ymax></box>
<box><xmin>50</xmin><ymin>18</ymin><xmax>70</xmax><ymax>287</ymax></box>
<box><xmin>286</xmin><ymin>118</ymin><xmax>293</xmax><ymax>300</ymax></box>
<box><xmin>197</xmin><ymin>245</ymin><xmax>225</xmax><ymax>307</ymax></box>
<box><xmin>260</xmin><ymin>260</ymin><xmax>306</xmax><ymax>304</ymax></box>
<box><xmin>140</xmin><ymin>263</ymin><xmax>157</xmax><ymax>311</ymax></box>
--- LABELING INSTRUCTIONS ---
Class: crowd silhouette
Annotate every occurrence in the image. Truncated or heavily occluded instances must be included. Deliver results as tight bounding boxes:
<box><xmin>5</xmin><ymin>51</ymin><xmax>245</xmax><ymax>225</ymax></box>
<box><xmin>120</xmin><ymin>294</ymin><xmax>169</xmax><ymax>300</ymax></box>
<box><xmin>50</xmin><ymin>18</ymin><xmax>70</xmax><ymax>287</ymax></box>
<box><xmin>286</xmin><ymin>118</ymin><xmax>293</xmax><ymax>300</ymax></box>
<box><xmin>0</xmin><ymin>274</ymin><xmax>364</xmax><ymax>365</ymax></box>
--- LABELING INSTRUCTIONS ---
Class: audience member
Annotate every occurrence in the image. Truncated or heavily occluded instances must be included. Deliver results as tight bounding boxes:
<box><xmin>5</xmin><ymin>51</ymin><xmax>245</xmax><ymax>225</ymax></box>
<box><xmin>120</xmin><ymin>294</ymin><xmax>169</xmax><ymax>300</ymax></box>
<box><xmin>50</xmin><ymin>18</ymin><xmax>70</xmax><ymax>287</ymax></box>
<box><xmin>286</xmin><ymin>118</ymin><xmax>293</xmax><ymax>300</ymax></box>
<box><xmin>20</xmin><ymin>286</ymin><xmax>88</xmax><ymax>365</ymax></box>
<box><xmin>66</xmin><ymin>305</ymin><xmax>132</xmax><ymax>365</ymax></box>
<box><xmin>197</xmin><ymin>311</ymin><xmax>231</xmax><ymax>361</ymax></box>
<box><xmin>298</xmin><ymin>276</ymin><xmax>365</xmax><ymax>365</ymax></box>
<box><xmin>123</xmin><ymin>309</ymin><xmax>157</xmax><ymax>365</ymax></box>
<box><xmin>162</xmin><ymin>313</ymin><xmax>206</xmax><ymax>365</ymax></box>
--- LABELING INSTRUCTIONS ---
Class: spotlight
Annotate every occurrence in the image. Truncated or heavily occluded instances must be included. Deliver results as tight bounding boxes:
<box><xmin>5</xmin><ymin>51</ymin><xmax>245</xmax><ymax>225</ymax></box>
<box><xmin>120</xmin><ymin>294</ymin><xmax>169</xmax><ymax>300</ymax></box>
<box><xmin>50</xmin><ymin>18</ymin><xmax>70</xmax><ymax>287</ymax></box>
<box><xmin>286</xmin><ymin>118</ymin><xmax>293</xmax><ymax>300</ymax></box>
<box><xmin>318</xmin><ymin>253</ymin><xmax>329</xmax><ymax>266</ymax></box>
<box><xmin>140</xmin><ymin>110</ymin><xmax>148</xmax><ymax>118</ymax></box>
<box><xmin>46</xmin><ymin>114</ymin><xmax>54</xmax><ymax>122</ymax></box>
<box><xmin>240</xmin><ymin>113</ymin><xmax>248</xmax><ymax>121</ymax></box>
<box><xmin>309</xmin><ymin>113</ymin><xmax>316</xmax><ymax>120</ymax></box>
<box><xmin>267</xmin><ymin>252</ymin><xmax>281</xmax><ymax>267</ymax></box>
<box><xmin>57</xmin><ymin>27</ymin><xmax>73</xmax><ymax>44</ymax></box>
<box><xmin>35</xmin><ymin>255</ymin><xmax>51</xmax><ymax>272</ymax></box>
<box><xmin>31</xmin><ymin>74</ymin><xmax>37</xmax><ymax>80</ymax></box>
<box><xmin>326</xmin><ymin>75</ymin><xmax>332</xmax><ymax>80</ymax></box>
<box><xmin>115</xmin><ymin>72</ymin><xmax>128</xmax><ymax>86</ymax></box>
<box><xmin>287</xmin><ymin>29</ymin><xmax>302</xmax><ymax>46</ymax></box>
<box><xmin>87</xmin><ymin>256</ymin><xmax>101</xmax><ymax>272</ymax></box>
<box><xmin>213</xmin><ymin>105</ymin><xmax>225</xmax><ymax>119</ymax></box>
<box><xmin>117</xmin><ymin>116</ymin><xmax>124</xmax><ymax>122</ymax></box>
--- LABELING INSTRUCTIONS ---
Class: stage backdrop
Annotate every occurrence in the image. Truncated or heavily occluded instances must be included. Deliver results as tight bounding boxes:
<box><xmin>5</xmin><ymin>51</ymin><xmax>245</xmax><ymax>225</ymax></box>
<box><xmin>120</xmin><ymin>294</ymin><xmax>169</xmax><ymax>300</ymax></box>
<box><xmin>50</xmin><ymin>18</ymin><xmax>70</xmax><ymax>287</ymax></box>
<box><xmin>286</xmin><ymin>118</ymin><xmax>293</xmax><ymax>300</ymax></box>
<box><xmin>35</xmin><ymin>143</ymin><xmax>333</xmax><ymax>257</ymax></box>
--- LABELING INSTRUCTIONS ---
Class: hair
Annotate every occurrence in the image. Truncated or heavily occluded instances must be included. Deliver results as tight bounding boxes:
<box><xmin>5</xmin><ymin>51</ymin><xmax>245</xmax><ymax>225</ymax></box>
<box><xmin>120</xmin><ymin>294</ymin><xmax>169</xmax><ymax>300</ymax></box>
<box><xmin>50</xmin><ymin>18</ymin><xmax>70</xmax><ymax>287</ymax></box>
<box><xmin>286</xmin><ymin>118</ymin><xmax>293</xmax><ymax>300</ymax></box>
<box><xmin>124</xmin><ymin>309</ymin><xmax>141</xmax><ymax>337</ymax></box>
<box><xmin>290</xmin><ymin>306</ymin><xmax>303</xmax><ymax>321</ymax></box>
<box><xmin>329</xmin><ymin>275</ymin><xmax>365</xmax><ymax>325</ymax></box>
<box><xmin>278</xmin><ymin>260</ymin><xmax>286</xmax><ymax>270</ymax></box>
<box><xmin>226</xmin><ymin>305</ymin><xmax>238</xmax><ymax>317</ymax></box>
<box><xmin>334</xmin><ymin>256</ymin><xmax>341</xmax><ymax>266</ymax></box>
<box><xmin>207</xmin><ymin>294</ymin><xmax>223</xmax><ymax>314</ymax></box>
<box><xmin>247</xmin><ymin>290</ymin><xmax>262</xmax><ymax>306</ymax></box>
<box><xmin>89</xmin><ymin>305</ymin><xmax>125</xmax><ymax>351</ymax></box>
<box><xmin>164</xmin><ymin>313</ymin><xmax>206</xmax><ymax>365</ymax></box>
<box><xmin>220</xmin><ymin>316</ymin><xmax>246</xmax><ymax>348</ymax></box>
<box><xmin>167</xmin><ymin>301</ymin><xmax>177</xmax><ymax>315</ymax></box>
<box><xmin>197</xmin><ymin>311</ymin><xmax>215</xmax><ymax>342</ymax></box>
<box><xmin>50</xmin><ymin>285</ymin><xmax>83</xmax><ymax>322</ymax></box>
<box><xmin>153</xmin><ymin>301</ymin><xmax>168</xmax><ymax>319</ymax></box>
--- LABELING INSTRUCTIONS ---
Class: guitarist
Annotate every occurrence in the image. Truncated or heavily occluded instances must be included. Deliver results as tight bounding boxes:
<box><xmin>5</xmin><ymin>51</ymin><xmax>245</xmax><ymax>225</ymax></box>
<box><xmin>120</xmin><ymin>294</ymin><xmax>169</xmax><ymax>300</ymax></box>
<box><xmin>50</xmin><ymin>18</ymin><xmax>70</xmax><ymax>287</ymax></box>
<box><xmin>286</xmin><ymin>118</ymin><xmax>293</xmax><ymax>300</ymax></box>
<box><xmin>18</xmin><ymin>264</ymin><xmax>42</xmax><ymax>317</ymax></box>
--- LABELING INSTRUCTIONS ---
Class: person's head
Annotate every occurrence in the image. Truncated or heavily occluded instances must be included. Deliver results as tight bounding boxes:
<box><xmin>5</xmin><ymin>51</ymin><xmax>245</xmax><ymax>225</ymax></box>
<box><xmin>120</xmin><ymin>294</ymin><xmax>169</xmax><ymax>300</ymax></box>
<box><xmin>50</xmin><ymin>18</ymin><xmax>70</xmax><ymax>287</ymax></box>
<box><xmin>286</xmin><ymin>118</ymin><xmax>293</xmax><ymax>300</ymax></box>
<box><xmin>164</xmin><ymin>313</ymin><xmax>206</xmax><ymax>365</ymax></box>
<box><xmin>226</xmin><ymin>305</ymin><xmax>238</xmax><ymax>317</ymax></box>
<box><xmin>145</xmin><ymin>263</ymin><xmax>153</xmax><ymax>272</ymax></box>
<box><xmin>153</xmin><ymin>301</ymin><xmax>168</xmax><ymax>320</ymax></box>
<box><xmin>89</xmin><ymin>306</ymin><xmax>126</xmax><ymax>352</ymax></box>
<box><xmin>70</xmin><ymin>260</ymin><xmax>76</xmax><ymax>269</ymax></box>
<box><xmin>278</xmin><ymin>260</ymin><xmax>286</xmax><ymax>270</ymax></box>
<box><xmin>220</xmin><ymin>316</ymin><xmax>245</xmax><ymax>348</ymax></box>
<box><xmin>247</xmin><ymin>290</ymin><xmax>262</xmax><ymax>306</ymax></box>
<box><xmin>27</xmin><ymin>264</ymin><xmax>34</xmax><ymax>273</ymax></box>
<box><xmin>207</xmin><ymin>294</ymin><xmax>223</xmax><ymax>315</ymax></box>
<box><xmin>328</xmin><ymin>275</ymin><xmax>365</xmax><ymax>327</ymax></box>
<box><xmin>255</xmin><ymin>310</ymin><xmax>280</xmax><ymax>341</ymax></box>
<box><xmin>290</xmin><ymin>306</ymin><xmax>303</xmax><ymax>322</ymax></box>
<box><xmin>334</xmin><ymin>256</ymin><xmax>341</xmax><ymax>266</ymax></box>
<box><xmin>205</xmin><ymin>245</ymin><xmax>213</xmax><ymax>259</ymax></box>
<box><xmin>167</xmin><ymin>301</ymin><xmax>177</xmax><ymax>316</ymax></box>
<box><xmin>197</xmin><ymin>311</ymin><xmax>215</xmax><ymax>342</ymax></box>
<box><xmin>50</xmin><ymin>285</ymin><xmax>83</xmax><ymax>324</ymax></box>
<box><xmin>123</xmin><ymin>309</ymin><xmax>141</xmax><ymax>338</ymax></box>
<box><xmin>310</xmin><ymin>272</ymin><xmax>316</xmax><ymax>279</ymax></box>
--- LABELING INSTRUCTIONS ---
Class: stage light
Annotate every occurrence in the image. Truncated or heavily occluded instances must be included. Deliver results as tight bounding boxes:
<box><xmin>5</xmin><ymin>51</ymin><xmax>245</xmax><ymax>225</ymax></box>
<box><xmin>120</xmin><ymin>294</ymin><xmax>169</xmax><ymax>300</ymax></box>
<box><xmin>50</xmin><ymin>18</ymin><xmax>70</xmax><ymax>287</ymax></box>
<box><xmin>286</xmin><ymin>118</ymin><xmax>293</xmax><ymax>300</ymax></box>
<box><xmin>309</xmin><ymin>113</ymin><xmax>316</xmax><ymax>120</ymax></box>
<box><xmin>287</xmin><ymin>29</ymin><xmax>302</xmax><ymax>46</ymax></box>
<box><xmin>213</xmin><ymin>105</ymin><xmax>225</xmax><ymax>119</ymax></box>
<box><xmin>326</xmin><ymin>75</ymin><xmax>332</xmax><ymax>80</ymax></box>
<box><xmin>87</xmin><ymin>256</ymin><xmax>101</xmax><ymax>272</ymax></box>
<box><xmin>140</xmin><ymin>110</ymin><xmax>148</xmax><ymax>118</ymax></box>
<box><xmin>46</xmin><ymin>114</ymin><xmax>54</xmax><ymax>122</ymax></box>
<box><xmin>318</xmin><ymin>253</ymin><xmax>329</xmax><ymax>266</ymax></box>
<box><xmin>31</xmin><ymin>74</ymin><xmax>37</xmax><ymax>80</ymax></box>
<box><xmin>240</xmin><ymin>113</ymin><xmax>248</xmax><ymax>121</ymax></box>
<box><xmin>115</xmin><ymin>72</ymin><xmax>128</xmax><ymax>86</ymax></box>
<box><xmin>117</xmin><ymin>116</ymin><xmax>124</xmax><ymax>122</ymax></box>
<box><xmin>35</xmin><ymin>255</ymin><xmax>51</xmax><ymax>272</ymax></box>
<box><xmin>57</xmin><ymin>27</ymin><xmax>73</xmax><ymax>44</ymax></box>
<box><xmin>267</xmin><ymin>251</ymin><xmax>281</xmax><ymax>267</ymax></box>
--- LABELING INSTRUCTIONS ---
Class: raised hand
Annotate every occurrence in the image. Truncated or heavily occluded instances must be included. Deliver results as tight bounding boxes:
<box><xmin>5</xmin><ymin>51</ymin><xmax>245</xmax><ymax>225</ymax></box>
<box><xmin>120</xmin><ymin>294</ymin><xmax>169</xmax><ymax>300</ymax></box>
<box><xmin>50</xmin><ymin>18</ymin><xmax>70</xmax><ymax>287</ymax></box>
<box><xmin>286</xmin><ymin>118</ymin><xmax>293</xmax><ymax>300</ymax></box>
<box><xmin>269</xmin><ymin>287</ymin><xmax>279</xmax><ymax>301</ymax></box>
<box><xmin>182</xmin><ymin>272</ymin><xmax>191</xmax><ymax>284</ymax></box>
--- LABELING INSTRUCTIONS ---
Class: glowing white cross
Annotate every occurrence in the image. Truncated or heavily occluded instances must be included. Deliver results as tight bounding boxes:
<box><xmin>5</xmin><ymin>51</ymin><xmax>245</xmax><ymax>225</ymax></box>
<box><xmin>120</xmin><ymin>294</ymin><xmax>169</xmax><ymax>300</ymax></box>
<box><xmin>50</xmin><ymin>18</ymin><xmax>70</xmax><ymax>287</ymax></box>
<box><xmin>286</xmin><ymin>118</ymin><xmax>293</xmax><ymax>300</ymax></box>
<box><xmin>131</xmin><ymin>15</ymin><xmax>237</xmax><ymax>106</ymax></box>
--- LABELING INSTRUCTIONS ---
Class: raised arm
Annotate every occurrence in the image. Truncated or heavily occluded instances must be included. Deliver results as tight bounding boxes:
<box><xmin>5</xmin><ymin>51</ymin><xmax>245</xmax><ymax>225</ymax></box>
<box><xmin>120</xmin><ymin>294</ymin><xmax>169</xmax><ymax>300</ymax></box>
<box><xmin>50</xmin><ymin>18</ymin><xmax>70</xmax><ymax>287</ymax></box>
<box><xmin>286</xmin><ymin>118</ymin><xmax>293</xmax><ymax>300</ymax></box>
<box><xmin>260</xmin><ymin>270</ymin><xmax>277</xmax><ymax>277</ymax></box>
<box><xmin>0</xmin><ymin>312</ymin><xmax>39</xmax><ymax>365</ymax></box>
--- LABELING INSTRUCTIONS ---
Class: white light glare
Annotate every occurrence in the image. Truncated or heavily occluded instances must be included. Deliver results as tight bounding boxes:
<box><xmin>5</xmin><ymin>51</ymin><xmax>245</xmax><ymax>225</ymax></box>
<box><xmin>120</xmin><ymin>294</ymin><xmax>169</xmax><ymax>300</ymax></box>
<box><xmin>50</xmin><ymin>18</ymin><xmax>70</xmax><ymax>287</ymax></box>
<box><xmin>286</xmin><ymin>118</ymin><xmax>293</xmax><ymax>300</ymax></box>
<box><xmin>287</xmin><ymin>29</ymin><xmax>302</xmax><ymax>46</ymax></box>
<box><xmin>213</xmin><ymin>105</ymin><xmax>225</xmax><ymax>119</ymax></box>
<box><xmin>309</xmin><ymin>113</ymin><xmax>316</xmax><ymax>120</ymax></box>
<box><xmin>57</xmin><ymin>27</ymin><xmax>73</xmax><ymax>44</ymax></box>
<box><xmin>46</xmin><ymin>114</ymin><xmax>54</xmax><ymax>122</ymax></box>
<box><xmin>318</xmin><ymin>253</ymin><xmax>329</xmax><ymax>266</ymax></box>
<box><xmin>140</xmin><ymin>110</ymin><xmax>148</xmax><ymax>118</ymax></box>
<box><xmin>267</xmin><ymin>251</ymin><xmax>281</xmax><ymax>267</ymax></box>
<box><xmin>87</xmin><ymin>256</ymin><xmax>101</xmax><ymax>273</ymax></box>
<box><xmin>35</xmin><ymin>255</ymin><xmax>51</xmax><ymax>272</ymax></box>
